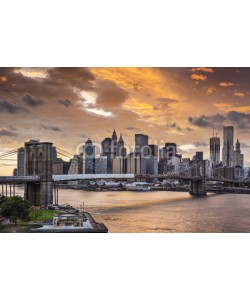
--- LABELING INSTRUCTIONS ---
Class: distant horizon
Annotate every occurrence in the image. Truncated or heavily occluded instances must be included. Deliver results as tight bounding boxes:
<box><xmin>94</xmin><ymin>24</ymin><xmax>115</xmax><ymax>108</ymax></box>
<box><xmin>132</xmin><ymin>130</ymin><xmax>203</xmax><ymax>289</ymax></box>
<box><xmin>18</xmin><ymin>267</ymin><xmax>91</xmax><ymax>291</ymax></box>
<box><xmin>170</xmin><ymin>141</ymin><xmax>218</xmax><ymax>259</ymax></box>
<box><xmin>1</xmin><ymin>67</ymin><xmax>250</xmax><ymax>175</ymax></box>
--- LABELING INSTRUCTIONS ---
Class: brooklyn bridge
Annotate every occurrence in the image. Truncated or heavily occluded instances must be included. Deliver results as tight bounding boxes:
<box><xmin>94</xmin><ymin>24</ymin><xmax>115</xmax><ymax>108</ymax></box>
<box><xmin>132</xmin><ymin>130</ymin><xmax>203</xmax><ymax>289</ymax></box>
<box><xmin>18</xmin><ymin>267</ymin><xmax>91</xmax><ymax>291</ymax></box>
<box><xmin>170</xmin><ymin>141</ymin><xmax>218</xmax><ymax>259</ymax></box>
<box><xmin>0</xmin><ymin>141</ymin><xmax>249</xmax><ymax>206</ymax></box>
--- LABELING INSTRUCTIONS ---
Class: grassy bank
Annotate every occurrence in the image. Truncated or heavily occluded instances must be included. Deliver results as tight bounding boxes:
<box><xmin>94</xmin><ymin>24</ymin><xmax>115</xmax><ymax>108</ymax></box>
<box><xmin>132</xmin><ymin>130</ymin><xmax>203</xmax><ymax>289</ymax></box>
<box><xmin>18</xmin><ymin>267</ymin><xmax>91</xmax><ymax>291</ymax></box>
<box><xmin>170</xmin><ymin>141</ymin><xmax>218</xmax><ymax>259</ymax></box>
<box><xmin>29</xmin><ymin>209</ymin><xmax>63</xmax><ymax>222</ymax></box>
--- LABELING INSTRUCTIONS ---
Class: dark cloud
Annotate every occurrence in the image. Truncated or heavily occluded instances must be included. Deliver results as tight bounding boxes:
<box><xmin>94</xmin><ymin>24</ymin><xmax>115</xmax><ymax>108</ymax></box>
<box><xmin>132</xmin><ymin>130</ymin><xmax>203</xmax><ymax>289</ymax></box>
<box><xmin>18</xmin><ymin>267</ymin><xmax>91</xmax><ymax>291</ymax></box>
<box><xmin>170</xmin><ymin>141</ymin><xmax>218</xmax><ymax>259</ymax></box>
<box><xmin>0</xmin><ymin>128</ymin><xmax>18</xmax><ymax>137</ymax></box>
<box><xmin>41</xmin><ymin>125</ymin><xmax>62</xmax><ymax>132</ymax></box>
<box><xmin>126</xmin><ymin>126</ymin><xmax>140</xmax><ymax>131</ymax></box>
<box><xmin>193</xmin><ymin>141</ymin><xmax>208</xmax><ymax>147</ymax></box>
<box><xmin>188</xmin><ymin>114</ymin><xmax>226</xmax><ymax>128</ymax></box>
<box><xmin>0</xmin><ymin>68</ymin><xmax>96</xmax><ymax>104</ymax></box>
<box><xmin>95</xmin><ymin>80</ymin><xmax>129</xmax><ymax>108</ymax></box>
<box><xmin>189</xmin><ymin>110</ymin><xmax>250</xmax><ymax>131</ymax></box>
<box><xmin>47</xmin><ymin>67</ymin><xmax>95</xmax><ymax>91</ymax></box>
<box><xmin>167</xmin><ymin>123</ymin><xmax>182</xmax><ymax>131</ymax></box>
<box><xmin>22</xmin><ymin>93</ymin><xmax>45</xmax><ymax>107</ymax></box>
<box><xmin>227</xmin><ymin>111</ymin><xmax>250</xmax><ymax>130</ymax></box>
<box><xmin>0</xmin><ymin>99</ymin><xmax>29</xmax><ymax>114</ymax></box>
<box><xmin>58</xmin><ymin>99</ymin><xmax>72</xmax><ymax>107</ymax></box>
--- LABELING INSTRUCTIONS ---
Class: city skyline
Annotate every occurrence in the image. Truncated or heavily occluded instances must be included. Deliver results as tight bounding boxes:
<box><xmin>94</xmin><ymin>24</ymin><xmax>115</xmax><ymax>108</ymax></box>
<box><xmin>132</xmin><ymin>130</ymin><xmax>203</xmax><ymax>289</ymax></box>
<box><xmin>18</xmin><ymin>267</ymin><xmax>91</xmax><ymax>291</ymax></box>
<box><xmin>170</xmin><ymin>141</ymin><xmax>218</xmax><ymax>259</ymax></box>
<box><xmin>1</xmin><ymin>67</ymin><xmax>250</xmax><ymax>175</ymax></box>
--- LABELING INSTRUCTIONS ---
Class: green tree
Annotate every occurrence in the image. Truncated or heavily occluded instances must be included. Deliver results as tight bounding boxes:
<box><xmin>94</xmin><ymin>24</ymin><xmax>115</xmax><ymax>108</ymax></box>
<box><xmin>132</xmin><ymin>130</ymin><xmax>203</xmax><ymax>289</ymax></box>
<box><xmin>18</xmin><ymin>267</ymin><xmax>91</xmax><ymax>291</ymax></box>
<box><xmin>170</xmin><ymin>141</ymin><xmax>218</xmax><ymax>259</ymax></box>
<box><xmin>0</xmin><ymin>196</ymin><xmax>31</xmax><ymax>226</ymax></box>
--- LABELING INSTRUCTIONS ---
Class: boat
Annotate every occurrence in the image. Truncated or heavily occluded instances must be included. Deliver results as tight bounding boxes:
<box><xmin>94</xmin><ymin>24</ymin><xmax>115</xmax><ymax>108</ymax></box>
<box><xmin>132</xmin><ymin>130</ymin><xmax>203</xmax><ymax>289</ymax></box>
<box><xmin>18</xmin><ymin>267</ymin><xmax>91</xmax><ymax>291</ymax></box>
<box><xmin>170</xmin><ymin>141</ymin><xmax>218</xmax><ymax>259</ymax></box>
<box><xmin>125</xmin><ymin>182</ymin><xmax>151</xmax><ymax>191</ymax></box>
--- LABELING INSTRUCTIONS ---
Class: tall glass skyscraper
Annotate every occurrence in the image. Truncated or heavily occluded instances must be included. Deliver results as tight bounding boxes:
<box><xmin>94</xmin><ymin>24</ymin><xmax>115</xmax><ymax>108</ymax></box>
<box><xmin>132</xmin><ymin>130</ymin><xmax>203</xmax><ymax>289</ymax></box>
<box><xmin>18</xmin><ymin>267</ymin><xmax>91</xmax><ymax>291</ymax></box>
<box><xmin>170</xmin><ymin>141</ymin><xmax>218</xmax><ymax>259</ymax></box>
<box><xmin>222</xmin><ymin>126</ymin><xmax>234</xmax><ymax>167</ymax></box>
<box><xmin>83</xmin><ymin>138</ymin><xmax>95</xmax><ymax>174</ymax></box>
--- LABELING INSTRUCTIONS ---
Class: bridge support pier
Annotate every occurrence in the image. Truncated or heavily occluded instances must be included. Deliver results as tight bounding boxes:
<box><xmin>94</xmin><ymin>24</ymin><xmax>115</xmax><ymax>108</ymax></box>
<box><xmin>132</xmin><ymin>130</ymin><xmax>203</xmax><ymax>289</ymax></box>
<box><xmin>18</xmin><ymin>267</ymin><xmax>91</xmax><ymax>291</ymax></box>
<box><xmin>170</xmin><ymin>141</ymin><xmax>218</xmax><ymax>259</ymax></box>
<box><xmin>189</xmin><ymin>179</ymin><xmax>207</xmax><ymax>196</ymax></box>
<box><xmin>24</xmin><ymin>141</ymin><xmax>53</xmax><ymax>206</ymax></box>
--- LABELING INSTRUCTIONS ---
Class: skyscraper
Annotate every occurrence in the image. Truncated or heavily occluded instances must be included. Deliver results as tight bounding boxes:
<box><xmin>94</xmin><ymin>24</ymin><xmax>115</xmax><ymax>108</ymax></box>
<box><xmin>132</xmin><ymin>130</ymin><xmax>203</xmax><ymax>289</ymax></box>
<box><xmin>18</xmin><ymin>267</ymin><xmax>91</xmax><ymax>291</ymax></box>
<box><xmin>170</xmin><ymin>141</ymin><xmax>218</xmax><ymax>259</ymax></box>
<box><xmin>95</xmin><ymin>156</ymin><xmax>108</xmax><ymax>174</ymax></box>
<box><xmin>149</xmin><ymin>144</ymin><xmax>158</xmax><ymax>160</ymax></box>
<box><xmin>17</xmin><ymin>147</ymin><xmax>25</xmax><ymax>176</ymax></box>
<box><xmin>83</xmin><ymin>138</ymin><xmax>95</xmax><ymax>174</ymax></box>
<box><xmin>135</xmin><ymin>134</ymin><xmax>149</xmax><ymax>157</ymax></box>
<box><xmin>165</xmin><ymin>143</ymin><xmax>177</xmax><ymax>160</ymax></box>
<box><xmin>111</xmin><ymin>129</ymin><xmax>118</xmax><ymax>158</ymax></box>
<box><xmin>222</xmin><ymin>126</ymin><xmax>234</xmax><ymax>167</ymax></box>
<box><xmin>210</xmin><ymin>136</ymin><xmax>220</xmax><ymax>166</ymax></box>
<box><xmin>127</xmin><ymin>152</ymin><xmax>141</xmax><ymax>174</ymax></box>
<box><xmin>101</xmin><ymin>137</ymin><xmax>112</xmax><ymax>173</ymax></box>
<box><xmin>159</xmin><ymin>143</ymin><xmax>177</xmax><ymax>160</ymax></box>
<box><xmin>117</xmin><ymin>133</ymin><xmax>126</xmax><ymax>157</ymax></box>
<box><xmin>194</xmin><ymin>151</ymin><xmax>203</xmax><ymax>161</ymax></box>
<box><xmin>234</xmin><ymin>139</ymin><xmax>244</xmax><ymax>167</ymax></box>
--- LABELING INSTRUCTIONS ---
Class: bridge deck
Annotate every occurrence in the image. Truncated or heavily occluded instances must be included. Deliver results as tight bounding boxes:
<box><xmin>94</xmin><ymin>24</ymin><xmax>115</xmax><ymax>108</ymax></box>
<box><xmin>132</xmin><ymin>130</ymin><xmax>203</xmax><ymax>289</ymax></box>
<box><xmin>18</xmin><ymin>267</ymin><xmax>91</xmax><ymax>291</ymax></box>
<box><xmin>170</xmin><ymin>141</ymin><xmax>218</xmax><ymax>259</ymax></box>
<box><xmin>0</xmin><ymin>176</ymin><xmax>41</xmax><ymax>183</ymax></box>
<box><xmin>52</xmin><ymin>173</ymin><xmax>135</xmax><ymax>182</ymax></box>
<box><xmin>0</xmin><ymin>173</ymin><xmax>248</xmax><ymax>184</ymax></box>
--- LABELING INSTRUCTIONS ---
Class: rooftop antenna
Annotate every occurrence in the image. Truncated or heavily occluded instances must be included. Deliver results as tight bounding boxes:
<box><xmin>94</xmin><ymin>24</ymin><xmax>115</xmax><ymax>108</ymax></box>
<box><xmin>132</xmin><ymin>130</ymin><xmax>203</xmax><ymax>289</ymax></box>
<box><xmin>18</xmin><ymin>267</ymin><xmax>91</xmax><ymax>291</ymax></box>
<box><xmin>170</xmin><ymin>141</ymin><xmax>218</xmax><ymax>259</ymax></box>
<box><xmin>213</xmin><ymin>127</ymin><xmax>215</xmax><ymax>137</ymax></box>
<box><xmin>216</xmin><ymin>132</ymin><xmax>218</xmax><ymax>137</ymax></box>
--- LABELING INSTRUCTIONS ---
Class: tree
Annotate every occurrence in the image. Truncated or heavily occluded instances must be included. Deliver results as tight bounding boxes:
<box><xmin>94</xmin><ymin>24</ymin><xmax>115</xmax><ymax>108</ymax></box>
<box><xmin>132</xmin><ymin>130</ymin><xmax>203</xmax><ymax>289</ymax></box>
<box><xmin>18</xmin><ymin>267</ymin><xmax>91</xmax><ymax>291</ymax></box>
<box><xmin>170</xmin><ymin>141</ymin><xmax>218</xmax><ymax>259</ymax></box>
<box><xmin>0</xmin><ymin>196</ymin><xmax>31</xmax><ymax>226</ymax></box>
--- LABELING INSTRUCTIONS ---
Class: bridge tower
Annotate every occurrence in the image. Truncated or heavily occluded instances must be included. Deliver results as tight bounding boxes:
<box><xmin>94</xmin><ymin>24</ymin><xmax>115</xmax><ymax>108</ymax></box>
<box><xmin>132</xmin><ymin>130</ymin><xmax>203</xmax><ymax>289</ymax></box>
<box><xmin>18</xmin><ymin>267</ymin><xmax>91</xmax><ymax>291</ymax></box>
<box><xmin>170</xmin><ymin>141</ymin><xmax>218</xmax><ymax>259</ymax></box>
<box><xmin>189</xmin><ymin>160</ymin><xmax>207</xmax><ymax>196</ymax></box>
<box><xmin>24</xmin><ymin>140</ymin><xmax>53</xmax><ymax>206</ymax></box>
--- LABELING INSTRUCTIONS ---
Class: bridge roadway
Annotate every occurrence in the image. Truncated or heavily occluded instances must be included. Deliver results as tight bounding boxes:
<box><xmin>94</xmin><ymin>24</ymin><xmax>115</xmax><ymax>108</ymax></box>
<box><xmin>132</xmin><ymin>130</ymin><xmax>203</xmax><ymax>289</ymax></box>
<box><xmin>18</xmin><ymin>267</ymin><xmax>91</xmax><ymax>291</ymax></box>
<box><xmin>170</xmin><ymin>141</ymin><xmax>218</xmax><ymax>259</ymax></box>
<box><xmin>135</xmin><ymin>174</ymin><xmax>250</xmax><ymax>184</ymax></box>
<box><xmin>0</xmin><ymin>174</ymin><xmax>135</xmax><ymax>183</ymax></box>
<box><xmin>0</xmin><ymin>173</ymin><xmax>248</xmax><ymax>184</ymax></box>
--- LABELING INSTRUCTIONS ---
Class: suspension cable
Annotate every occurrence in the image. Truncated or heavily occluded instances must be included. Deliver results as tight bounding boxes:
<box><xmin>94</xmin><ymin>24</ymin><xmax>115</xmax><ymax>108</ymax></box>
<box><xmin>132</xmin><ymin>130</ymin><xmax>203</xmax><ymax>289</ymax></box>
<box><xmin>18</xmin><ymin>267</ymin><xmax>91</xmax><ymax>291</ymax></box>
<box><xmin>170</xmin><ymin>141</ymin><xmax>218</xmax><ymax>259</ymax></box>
<box><xmin>55</xmin><ymin>147</ymin><xmax>75</xmax><ymax>157</ymax></box>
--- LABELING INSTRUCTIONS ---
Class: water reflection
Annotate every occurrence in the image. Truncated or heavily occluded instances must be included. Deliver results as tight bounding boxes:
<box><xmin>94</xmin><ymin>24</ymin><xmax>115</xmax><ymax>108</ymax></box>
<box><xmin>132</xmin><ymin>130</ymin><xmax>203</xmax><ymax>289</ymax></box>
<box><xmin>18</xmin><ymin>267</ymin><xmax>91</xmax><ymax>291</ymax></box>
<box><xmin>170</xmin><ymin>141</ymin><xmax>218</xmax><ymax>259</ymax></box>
<box><xmin>14</xmin><ymin>187</ymin><xmax>250</xmax><ymax>233</ymax></box>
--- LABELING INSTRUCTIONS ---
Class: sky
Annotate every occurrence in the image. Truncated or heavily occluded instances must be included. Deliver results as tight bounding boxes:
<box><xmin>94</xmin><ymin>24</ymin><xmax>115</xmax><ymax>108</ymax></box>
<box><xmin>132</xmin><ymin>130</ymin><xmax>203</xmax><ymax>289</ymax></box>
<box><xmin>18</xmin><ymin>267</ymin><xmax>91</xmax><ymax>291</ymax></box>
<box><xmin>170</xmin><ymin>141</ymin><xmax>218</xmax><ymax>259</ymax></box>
<box><xmin>0</xmin><ymin>67</ymin><xmax>250</xmax><ymax>175</ymax></box>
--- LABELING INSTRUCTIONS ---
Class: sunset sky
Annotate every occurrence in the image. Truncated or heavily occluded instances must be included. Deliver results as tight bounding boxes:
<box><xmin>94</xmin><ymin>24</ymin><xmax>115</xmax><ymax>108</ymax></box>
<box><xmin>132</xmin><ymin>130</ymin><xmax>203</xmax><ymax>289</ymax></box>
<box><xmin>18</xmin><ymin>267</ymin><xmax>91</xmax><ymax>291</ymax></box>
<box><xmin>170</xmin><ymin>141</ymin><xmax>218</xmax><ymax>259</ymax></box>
<box><xmin>1</xmin><ymin>67</ymin><xmax>250</xmax><ymax>175</ymax></box>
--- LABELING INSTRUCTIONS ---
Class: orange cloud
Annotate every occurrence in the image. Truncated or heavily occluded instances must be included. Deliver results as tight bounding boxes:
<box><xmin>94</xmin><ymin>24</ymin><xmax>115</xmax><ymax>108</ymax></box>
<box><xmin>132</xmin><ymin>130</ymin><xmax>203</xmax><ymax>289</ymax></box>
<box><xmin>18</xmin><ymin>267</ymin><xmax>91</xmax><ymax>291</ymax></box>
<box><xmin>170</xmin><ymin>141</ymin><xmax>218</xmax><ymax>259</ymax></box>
<box><xmin>190</xmin><ymin>74</ymin><xmax>207</xmax><ymax>81</ymax></box>
<box><xmin>218</xmin><ymin>82</ymin><xmax>234</xmax><ymax>87</ymax></box>
<box><xmin>214</xmin><ymin>103</ymin><xmax>234</xmax><ymax>112</ymax></box>
<box><xmin>207</xmin><ymin>87</ymin><xmax>216</xmax><ymax>94</ymax></box>
<box><xmin>234</xmin><ymin>92</ymin><xmax>245</xmax><ymax>97</ymax></box>
<box><xmin>192</xmin><ymin>67</ymin><xmax>214</xmax><ymax>73</ymax></box>
<box><xmin>214</xmin><ymin>103</ymin><xmax>250</xmax><ymax>113</ymax></box>
<box><xmin>0</xmin><ymin>76</ymin><xmax>7</xmax><ymax>82</ymax></box>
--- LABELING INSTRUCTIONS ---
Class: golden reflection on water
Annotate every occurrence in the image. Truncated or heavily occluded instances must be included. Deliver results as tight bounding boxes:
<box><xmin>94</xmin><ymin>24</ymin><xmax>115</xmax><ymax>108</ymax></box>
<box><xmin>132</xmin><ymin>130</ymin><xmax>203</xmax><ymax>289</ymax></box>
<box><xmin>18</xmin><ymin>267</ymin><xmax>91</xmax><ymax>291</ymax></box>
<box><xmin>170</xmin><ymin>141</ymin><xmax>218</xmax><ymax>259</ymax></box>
<box><xmin>14</xmin><ymin>188</ymin><xmax>250</xmax><ymax>233</ymax></box>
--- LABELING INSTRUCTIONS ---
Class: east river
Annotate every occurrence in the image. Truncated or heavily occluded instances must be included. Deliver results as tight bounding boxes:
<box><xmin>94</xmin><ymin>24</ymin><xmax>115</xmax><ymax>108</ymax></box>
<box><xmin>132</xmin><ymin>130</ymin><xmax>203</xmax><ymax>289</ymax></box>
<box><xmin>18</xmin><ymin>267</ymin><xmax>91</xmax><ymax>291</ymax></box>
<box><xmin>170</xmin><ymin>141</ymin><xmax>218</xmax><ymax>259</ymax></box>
<box><xmin>14</xmin><ymin>187</ymin><xmax>250</xmax><ymax>232</ymax></box>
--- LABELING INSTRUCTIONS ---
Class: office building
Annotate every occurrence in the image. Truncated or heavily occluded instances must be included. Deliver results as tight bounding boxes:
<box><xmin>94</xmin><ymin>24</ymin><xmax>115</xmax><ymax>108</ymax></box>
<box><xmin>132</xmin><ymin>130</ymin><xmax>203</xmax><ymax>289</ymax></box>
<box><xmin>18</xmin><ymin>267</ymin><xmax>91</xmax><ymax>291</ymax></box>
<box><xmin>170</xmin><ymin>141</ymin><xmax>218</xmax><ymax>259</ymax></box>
<box><xmin>113</xmin><ymin>156</ymin><xmax>126</xmax><ymax>174</ymax></box>
<box><xmin>234</xmin><ymin>166</ymin><xmax>244</xmax><ymax>179</ymax></box>
<box><xmin>127</xmin><ymin>153</ymin><xmax>141</xmax><ymax>174</ymax></box>
<box><xmin>146</xmin><ymin>156</ymin><xmax>158</xmax><ymax>175</ymax></box>
<box><xmin>68</xmin><ymin>154</ymin><xmax>83</xmax><ymax>175</ymax></box>
<box><xmin>149</xmin><ymin>144</ymin><xmax>158</xmax><ymax>160</ymax></box>
<box><xmin>213</xmin><ymin>166</ymin><xmax>234</xmax><ymax>181</ymax></box>
<box><xmin>111</xmin><ymin>130</ymin><xmax>118</xmax><ymax>158</ymax></box>
<box><xmin>95</xmin><ymin>156</ymin><xmax>108</xmax><ymax>174</ymax></box>
<box><xmin>234</xmin><ymin>139</ymin><xmax>244</xmax><ymax>167</ymax></box>
<box><xmin>222</xmin><ymin>126</ymin><xmax>234</xmax><ymax>167</ymax></box>
<box><xmin>194</xmin><ymin>151</ymin><xmax>203</xmax><ymax>161</ymax></box>
<box><xmin>17</xmin><ymin>147</ymin><xmax>25</xmax><ymax>176</ymax></box>
<box><xmin>210</xmin><ymin>136</ymin><xmax>220</xmax><ymax>166</ymax></box>
<box><xmin>117</xmin><ymin>134</ymin><xmax>127</xmax><ymax>157</ymax></box>
<box><xmin>159</xmin><ymin>143</ymin><xmax>177</xmax><ymax>160</ymax></box>
<box><xmin>101</xmin><ymin>137</ymin><xmax>112</xmax><ymax>173</ymax></box>
<box><xmin>158</xmin><ymin>158</ymin><xmax>168</xmax><ymax>174</ymax></box>
<box><xmin>83</xmin><ymin>138</ymin><xmax>95</xmax><ymax>174</ymax></box>
<box><xmin>53</xmin><ymin>158</ymin><xmax>71</xmax><ymax>174</ymax></box>
<box><xmin>135</xmin><ymin>134</ymin><xmax>149</xmax><ymax>157</ymax></box>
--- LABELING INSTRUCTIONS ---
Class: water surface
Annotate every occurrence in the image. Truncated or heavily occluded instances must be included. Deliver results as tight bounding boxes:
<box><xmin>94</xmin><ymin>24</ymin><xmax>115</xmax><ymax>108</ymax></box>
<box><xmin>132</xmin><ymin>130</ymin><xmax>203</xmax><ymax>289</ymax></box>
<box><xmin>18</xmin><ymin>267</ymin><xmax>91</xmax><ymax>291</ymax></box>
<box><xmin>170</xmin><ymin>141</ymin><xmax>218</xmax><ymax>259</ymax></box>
<box><xmin>14</xmin><ymin>187</ymin><xmax>250</xmax><ymax>232</ymax></box>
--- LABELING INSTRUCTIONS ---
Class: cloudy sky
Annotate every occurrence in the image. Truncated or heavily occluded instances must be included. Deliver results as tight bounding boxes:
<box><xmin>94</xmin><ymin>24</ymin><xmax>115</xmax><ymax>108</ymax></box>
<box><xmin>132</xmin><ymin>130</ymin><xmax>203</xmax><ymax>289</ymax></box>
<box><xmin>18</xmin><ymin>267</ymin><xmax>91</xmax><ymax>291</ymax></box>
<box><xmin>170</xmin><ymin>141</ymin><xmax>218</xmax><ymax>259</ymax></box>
<box><xmin>1</xmin><ymin>67</ymin><xmax>250</xmax><ymax>175</ymax></box>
